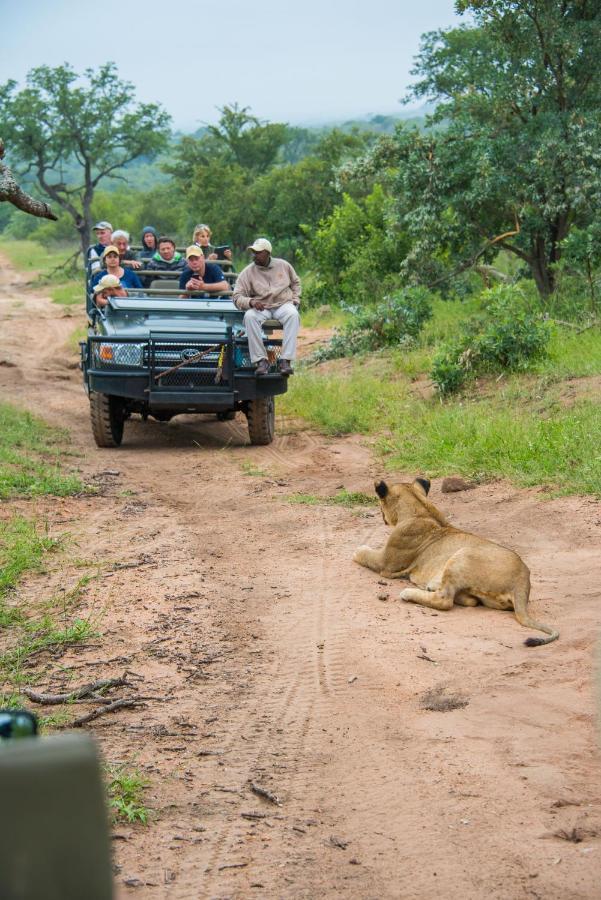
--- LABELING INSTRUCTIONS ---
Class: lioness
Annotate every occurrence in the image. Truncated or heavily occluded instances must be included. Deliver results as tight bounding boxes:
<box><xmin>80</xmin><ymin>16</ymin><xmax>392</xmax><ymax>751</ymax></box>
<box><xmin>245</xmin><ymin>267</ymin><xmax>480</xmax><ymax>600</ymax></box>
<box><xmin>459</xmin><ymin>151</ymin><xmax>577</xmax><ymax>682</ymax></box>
<box><xmin>353</xmin><ymin>478</ymin><xmax>558</xmax><ymax>646</ymax></box>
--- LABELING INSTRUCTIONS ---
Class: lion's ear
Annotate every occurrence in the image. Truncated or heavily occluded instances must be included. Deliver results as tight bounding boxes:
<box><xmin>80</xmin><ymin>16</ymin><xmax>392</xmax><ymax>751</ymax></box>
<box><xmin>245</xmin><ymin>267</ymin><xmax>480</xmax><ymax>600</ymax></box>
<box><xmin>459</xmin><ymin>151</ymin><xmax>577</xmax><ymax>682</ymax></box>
<box><xmin>375</xmin><ymin>480</ymin><xmax>388</xmax><ymax>499</ymax></box>
<box><xmin>414</xmin><ymin>477</ymin><xmax>431</xmax><ymax>496</ymax></box>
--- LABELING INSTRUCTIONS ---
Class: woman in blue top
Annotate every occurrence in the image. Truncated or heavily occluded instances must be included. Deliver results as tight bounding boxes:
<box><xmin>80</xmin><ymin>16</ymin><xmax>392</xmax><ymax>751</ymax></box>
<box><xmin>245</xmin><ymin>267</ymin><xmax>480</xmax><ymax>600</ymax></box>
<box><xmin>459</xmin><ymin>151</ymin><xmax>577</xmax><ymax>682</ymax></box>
<box><xmin>91</xmin><ymin>245</ymin><xmax>143</xmax><ymax>290</ymax></box>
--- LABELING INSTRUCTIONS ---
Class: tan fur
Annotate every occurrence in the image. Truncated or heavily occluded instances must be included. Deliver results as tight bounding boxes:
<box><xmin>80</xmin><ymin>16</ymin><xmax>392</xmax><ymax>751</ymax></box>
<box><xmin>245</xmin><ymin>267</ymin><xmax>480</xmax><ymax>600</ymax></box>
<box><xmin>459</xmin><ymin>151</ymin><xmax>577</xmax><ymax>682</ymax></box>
<box><xmin>353</xmin><ymin>478</ymin><xmax>558</xmax><ymax>646</ymax></box>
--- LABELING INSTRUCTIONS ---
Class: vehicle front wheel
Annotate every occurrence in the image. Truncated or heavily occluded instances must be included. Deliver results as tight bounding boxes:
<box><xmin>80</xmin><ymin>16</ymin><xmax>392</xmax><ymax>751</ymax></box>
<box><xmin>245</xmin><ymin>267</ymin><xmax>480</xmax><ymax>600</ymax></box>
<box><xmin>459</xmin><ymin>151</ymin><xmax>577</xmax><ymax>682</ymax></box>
<box><xmin>245</xmin><ymin>396</ymin><xmax>275</xmax><ymax>445</ymax></box>
<box><xmin>90</xmin><ymin>392</ymin><xmax>125</xmax><ymax>447</ymax></box>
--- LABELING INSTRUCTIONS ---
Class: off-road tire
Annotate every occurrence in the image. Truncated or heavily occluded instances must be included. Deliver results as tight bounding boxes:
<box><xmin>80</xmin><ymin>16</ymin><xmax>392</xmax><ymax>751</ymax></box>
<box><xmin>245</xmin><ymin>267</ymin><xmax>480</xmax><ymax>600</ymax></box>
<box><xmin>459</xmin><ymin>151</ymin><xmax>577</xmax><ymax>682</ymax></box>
<box><xmin>246</xmin><ymin>396</ymin><xmax>275</xmax><ymax>445</ymax></box>
<box><xmin>90</xmin><ymin>392</ymin><xmax>125</xmax><ymax>447</ymax></box>
<box><xmin>216</xmin><ymin>410</ymin><xmax>236</xmax><ymax>421</ymax></box>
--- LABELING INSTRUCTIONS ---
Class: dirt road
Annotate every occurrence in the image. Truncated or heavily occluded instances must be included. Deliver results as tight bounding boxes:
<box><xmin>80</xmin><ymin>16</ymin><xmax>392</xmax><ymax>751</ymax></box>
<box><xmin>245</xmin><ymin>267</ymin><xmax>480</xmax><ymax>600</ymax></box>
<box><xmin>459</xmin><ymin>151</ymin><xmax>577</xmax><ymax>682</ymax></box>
<box><xmin>1</xmin><ymin>254</ymin><xmax>601</xmax><ymax>899</ymax></box>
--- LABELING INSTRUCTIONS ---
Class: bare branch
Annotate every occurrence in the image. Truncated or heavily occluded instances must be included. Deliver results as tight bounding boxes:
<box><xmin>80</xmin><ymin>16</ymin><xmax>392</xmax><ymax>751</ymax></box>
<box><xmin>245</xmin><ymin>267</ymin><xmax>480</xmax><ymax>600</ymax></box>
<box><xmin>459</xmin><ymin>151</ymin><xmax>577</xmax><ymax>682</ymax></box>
<box><xmin>0</xmin><ymin>139</ymin><xmax>57</xmax><ymax>221</ymax></box>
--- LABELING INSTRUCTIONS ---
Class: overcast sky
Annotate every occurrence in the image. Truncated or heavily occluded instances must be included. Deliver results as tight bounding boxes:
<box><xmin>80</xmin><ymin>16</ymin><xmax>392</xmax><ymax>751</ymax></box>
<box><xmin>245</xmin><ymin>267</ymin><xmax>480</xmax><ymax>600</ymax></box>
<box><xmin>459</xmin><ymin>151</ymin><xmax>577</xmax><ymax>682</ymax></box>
<box><xmin>0</xmin><ymin>0</ymin><xmax>464</xmax><ymax>131</ymax></box>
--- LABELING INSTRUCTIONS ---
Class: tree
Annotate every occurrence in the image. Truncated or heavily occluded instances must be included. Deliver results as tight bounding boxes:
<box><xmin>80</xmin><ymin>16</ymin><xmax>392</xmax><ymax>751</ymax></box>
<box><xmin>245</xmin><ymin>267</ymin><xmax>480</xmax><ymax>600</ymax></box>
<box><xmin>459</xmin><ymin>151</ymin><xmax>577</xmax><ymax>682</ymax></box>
<box><xmin>206</xmin><ymin>103</ymin><xmax>291</xmax><ymax>172</ymax></box>
<box><xmin>0</xmin><ymin>63</ymin><xmax>171</xmax><ymax>259</ymax></box>
<box><xmin>361</xmin><ymin>1</ymin><xmax>601</xmax><ymax>299</ymax></box>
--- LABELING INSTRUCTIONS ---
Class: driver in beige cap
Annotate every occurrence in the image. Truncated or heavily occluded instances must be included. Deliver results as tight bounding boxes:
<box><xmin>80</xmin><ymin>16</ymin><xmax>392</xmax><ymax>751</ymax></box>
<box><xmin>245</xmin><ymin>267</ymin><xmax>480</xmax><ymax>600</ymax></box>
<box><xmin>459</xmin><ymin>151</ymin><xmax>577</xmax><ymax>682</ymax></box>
<box><xmin>232</xmin><ymin>238</ymin><xmax>301</xmax><ymax>376</ymax></box>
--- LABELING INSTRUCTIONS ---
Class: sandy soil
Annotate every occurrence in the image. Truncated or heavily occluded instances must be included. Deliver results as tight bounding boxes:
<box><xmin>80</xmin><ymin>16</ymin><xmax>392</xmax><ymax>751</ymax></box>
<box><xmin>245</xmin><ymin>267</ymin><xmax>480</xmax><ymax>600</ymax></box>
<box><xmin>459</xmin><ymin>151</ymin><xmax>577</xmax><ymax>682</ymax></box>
<box><xmin>1</xmin><ymin>252</ymin><xmax>601</xmax><ymax>900</ymax></box>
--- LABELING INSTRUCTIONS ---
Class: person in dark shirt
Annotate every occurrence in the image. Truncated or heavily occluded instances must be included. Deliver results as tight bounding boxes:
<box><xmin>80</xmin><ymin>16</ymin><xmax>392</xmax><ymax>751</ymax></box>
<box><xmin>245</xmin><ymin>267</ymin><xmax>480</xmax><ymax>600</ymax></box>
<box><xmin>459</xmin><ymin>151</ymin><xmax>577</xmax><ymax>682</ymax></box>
<box><xmin>179</xmin><ymin>245</ymin><xmax>229</xmax><ymax>297</ymax></box>
<box><xmin>139</xmin><ymin>226</ymin><xmax>159</xmax><ymax>260</ymax></box>
<box><xmin>146</xmin><ymin>237</ymin><xmax>186</xmax><ymax>274</ymax></box>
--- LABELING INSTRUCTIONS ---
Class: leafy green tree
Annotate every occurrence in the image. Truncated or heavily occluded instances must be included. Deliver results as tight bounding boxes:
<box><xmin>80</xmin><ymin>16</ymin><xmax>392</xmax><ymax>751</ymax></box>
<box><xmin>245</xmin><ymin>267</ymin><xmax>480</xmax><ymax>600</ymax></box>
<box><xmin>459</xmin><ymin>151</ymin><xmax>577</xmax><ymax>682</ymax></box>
<box><xmin>206</xmin><ymin>103</ymin><xmax>290</xmax><ymax>172</ymax></box>
<box><xmin>167</xmin><ymin>118</ymin><xmax>369</xmax><ymax>257</ymax></box>
<box><xmin>306</xmin><ymin>185</ymin><xmax>409</xmax><ymax>305</ymax></box>
<box><xmin>353</xmin><ymin>1</ymin><xmax>601</xmax><ymax>299</ymax></box>
<box><xmin>0</xmin><ymin>63</ymin><xmax>171</xmax><ymax>259</ymax></box>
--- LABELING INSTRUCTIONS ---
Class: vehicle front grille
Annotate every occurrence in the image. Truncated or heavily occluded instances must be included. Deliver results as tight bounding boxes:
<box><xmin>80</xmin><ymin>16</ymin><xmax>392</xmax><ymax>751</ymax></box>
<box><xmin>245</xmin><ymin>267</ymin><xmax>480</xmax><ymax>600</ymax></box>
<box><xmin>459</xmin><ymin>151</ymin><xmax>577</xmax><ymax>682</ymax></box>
<box><xmin>148</xmin><ymin>340</ymin><xmax>231</xmax><ymax>390</ymax></box>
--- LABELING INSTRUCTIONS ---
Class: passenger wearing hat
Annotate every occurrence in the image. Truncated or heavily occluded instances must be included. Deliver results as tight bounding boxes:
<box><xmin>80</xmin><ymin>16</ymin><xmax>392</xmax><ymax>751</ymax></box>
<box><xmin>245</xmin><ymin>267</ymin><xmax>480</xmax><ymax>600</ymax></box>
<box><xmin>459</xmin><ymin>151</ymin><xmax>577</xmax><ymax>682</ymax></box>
<box><xmin>179</xmin><ymin>246</ymin><xmax>229</xmax><ymax>297</ymax></box>
<box><xmin>91</xmin><ymin>246</ymin><xmax>143</xmax><ymax>290</ymax></box>
<box><xmin>92</xmin><ymin>274</ymin><xmax>127</xmax><ymax>308</ymax></box>
<box><xmin>233</xmin><ymin>238</ymin><xmax>301</xmax><ymax>376</ymax></box>
<box><xmin>87</xmin><ymin>220</ymin><xmax>113</xmax><ymax>274</ymax></box>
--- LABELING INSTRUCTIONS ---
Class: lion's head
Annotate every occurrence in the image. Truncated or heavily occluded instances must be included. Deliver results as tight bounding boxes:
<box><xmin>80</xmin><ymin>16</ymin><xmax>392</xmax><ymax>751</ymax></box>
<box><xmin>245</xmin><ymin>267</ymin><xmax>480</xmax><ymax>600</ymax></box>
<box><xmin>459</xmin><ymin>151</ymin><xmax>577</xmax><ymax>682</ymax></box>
<box><xmin>374</xmin><ymin>477</ymin><xmax>446</xmax><ymax>527</ymax></box>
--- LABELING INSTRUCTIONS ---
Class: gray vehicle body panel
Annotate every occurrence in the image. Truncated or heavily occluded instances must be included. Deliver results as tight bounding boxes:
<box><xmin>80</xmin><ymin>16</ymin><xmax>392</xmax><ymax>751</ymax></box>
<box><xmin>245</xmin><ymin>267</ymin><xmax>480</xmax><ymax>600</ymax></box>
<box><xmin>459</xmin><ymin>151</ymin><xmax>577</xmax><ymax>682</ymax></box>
<box><xmin>81</xmin><ymin>294</ymin><xmax>288</xmax><ymax>414</ymax></box>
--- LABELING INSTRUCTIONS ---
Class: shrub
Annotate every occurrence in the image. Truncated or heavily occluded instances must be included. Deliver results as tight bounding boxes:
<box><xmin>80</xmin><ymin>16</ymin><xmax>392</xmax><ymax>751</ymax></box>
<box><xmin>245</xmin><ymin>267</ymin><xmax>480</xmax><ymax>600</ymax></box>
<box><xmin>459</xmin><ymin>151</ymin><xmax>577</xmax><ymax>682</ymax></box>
<box><xmin>305</xmin><ymin>186</ymin><xmax>409</xmax><ymax>307</ymax></box>
<box><xmin>431</xmin><ymin>285</ymin><xmax>550</xmax><ymax>395</ymax></box>
<box><xmin>311</xmin><ymin>287</ymin><xmax>433</xmax><ymax>362</ymax></box>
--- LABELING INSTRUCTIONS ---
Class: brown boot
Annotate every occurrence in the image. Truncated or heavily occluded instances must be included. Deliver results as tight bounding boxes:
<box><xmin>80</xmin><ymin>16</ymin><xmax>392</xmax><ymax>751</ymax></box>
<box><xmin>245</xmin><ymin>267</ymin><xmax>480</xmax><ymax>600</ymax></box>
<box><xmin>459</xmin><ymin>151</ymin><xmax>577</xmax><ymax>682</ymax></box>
<box><xmin>255</xmin><ymin>358</ymin><xmax>270</xmax><ymax>376</ymax></box>
<box><xmin>278</xmin><ymin>358</ymin><xmax>294</xmax><ymax>375</ymax></box>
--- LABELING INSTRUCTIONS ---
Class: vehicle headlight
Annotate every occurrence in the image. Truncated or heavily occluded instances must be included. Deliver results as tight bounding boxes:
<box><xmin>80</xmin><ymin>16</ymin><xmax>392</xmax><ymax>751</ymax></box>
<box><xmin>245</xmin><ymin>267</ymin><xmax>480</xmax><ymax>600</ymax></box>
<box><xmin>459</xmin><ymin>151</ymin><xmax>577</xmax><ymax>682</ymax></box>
<box><xmin>93</xmin><ymin>342</ymin><xmax>144</xmax><ymax>367</ymax></box>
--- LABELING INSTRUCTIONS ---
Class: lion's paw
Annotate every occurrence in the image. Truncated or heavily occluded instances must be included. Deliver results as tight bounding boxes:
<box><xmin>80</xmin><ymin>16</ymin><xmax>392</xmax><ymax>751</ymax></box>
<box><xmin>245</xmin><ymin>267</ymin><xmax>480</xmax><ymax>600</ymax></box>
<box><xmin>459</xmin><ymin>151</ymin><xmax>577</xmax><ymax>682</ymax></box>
<box><xmin>399</xmin><ymin>589</ymin><xmax>413</xmax><ymax>602</ymax></box>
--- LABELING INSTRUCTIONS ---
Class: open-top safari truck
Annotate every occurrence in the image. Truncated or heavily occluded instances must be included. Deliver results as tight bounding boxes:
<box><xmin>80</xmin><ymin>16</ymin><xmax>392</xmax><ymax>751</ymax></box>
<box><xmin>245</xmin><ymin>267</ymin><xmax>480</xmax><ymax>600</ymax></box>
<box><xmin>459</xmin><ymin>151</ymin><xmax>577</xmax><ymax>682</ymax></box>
<box><xmin>80</xmin><ymin>255</ymin><xmax>289</xmax><ymax>447</ymax></box>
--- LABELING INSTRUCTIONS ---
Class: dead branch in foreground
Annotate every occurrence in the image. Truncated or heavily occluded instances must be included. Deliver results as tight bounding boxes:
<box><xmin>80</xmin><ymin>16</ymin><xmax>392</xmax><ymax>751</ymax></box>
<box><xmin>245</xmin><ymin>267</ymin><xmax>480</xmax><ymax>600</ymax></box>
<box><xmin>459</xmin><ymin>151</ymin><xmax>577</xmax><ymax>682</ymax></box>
<box><xmin>22</xmin><ymin>675</ymin><xmax>129</xmax><ymax>705</ymax></box>
<box><xmin>0</xmin><ymin>139</ymin><xmax>57</xmax><ymax>221</ymax></box>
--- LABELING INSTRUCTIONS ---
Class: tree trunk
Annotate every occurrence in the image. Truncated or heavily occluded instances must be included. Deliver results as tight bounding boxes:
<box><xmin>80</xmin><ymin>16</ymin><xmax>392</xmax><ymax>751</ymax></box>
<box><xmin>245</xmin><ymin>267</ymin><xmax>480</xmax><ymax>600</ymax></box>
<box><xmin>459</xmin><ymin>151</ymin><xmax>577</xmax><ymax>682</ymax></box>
<box><xmin>530</xmin><ymin>238</ymin><xmax>555</xmax><ymax>299</ymax></box>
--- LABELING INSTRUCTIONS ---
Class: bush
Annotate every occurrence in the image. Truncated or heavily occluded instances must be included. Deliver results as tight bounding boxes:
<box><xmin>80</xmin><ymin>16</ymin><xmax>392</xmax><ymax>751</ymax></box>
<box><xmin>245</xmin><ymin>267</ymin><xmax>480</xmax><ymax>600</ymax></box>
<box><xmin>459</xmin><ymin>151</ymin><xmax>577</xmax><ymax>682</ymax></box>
<box><xmin>311</xmin><ymin>287</ymin><xmax>433</xmax><ymax>362</ymax></box>
<box><xmin>305</xmin><ymin>186</ymin><xmax>409</xmax><ymax>307</ymax></box>
<box><xmin>431</xmin><ymin>285</ymin><xmax>550</xmax><ymax>395</ymax></box>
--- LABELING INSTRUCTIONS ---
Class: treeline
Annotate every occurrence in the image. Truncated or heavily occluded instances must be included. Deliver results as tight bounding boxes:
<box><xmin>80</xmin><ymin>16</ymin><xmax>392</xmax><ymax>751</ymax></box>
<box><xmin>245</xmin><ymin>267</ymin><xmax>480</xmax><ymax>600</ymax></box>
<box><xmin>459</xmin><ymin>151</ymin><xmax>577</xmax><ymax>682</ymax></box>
<box><xmin>2</xmin><ymin>0</ymin><xmax>600</xmax><ymax>328</ymax></box>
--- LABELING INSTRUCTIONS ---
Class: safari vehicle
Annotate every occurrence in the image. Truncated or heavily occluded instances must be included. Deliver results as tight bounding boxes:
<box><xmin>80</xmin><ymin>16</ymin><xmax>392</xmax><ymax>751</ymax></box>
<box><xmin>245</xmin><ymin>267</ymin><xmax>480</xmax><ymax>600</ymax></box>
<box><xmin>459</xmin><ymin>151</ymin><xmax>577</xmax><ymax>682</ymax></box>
<box><xmin>80</xmin><ymin>255</ymin><xmax>288</xmax><ymax>447</ymax></box>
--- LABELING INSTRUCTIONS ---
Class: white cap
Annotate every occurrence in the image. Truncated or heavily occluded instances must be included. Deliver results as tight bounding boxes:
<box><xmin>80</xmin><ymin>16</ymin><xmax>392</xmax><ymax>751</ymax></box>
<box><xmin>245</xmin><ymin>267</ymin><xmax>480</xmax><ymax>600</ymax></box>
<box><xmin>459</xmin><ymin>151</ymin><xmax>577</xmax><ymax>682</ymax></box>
<box><xmin>248</xmin><ymin>238</ymin><xmax>272</xmax><ymax>254</ymax></box>
<box><xmin>93</xmin><ymin>274</ymin><xmax>121</xmax><ymax>294</ymax></box>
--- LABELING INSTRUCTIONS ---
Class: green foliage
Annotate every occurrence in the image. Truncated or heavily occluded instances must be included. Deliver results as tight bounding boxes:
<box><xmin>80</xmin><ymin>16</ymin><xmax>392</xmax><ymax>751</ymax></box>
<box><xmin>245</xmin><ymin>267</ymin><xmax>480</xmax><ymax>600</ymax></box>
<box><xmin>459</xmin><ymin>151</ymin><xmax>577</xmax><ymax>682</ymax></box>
<box><xmin>206</xmin><ymin>103</ymin><xmax>291</xmax><ymax>172</ymax></box>
<box><xmin>312</xmin><ymin>287</ymin><xmax>433</xmax><ymax>362</ymax></box>
<box><xmin>430</xmin><ymin>286</ymin><xmax>551</xmax><ymax>394</ymax></box>
<box><xmin>166</xmin><ymin>115</ymin><xmax>369</xmax><ymax>257</ymax></box>
<box><xmin>306</xmin><ymin>185</ymin><xmax>408</xmax><ymax>305</ymax></box>
<box><xmin>0</xmin><ymin>63</ymin><xmax>171</xmax><ymax>255</ymax></box>
<box><xmin>0</xmin><ymin>402</ymin><xmax>84</xmax><ymax>499</ymax></box>
<box><xmin>106</xmin><ymin>765</ymin><xmax>150</xmax><ymax>825</ymax></box>
<box><xmin>340</xmin><ymin>2</ymin><xmax>601</xmax><ymax>300</ymax></box>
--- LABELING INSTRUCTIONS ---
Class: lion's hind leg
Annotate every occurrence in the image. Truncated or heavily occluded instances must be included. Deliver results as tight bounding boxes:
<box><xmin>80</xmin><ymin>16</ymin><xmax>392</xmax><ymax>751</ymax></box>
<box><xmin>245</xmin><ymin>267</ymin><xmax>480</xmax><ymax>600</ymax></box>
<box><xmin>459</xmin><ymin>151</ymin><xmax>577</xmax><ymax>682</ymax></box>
<box><xmin>400</xmin><ymin>553</ymin><xmax>469</xmax><ymax>611</ymax></box>
<box><xmin>400</xmin><ymin>586</ymin><xmax>454</xmax><ymax>610</ymax></box>
<box><xmin>353</xmin><ymin>545</ymin><xmax>386</xmax><ymax>573</ymax></box>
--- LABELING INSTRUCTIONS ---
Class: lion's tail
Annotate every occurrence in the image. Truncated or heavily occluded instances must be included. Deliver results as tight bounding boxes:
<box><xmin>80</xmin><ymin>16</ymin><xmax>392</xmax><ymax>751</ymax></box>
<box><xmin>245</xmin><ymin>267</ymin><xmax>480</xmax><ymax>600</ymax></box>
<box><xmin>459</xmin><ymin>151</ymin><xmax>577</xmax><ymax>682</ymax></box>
<box><xmin>513</xmin><ymin>577</ymin><xmax>559</xmax><ymax>646</ymax></box>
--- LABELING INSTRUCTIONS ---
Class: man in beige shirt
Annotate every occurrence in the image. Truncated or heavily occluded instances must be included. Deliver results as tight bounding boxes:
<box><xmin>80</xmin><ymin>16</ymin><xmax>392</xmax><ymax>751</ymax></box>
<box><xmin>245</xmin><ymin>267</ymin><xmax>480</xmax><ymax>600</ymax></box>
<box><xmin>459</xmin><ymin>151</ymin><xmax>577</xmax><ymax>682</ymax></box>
<box><xmin>233</xmin><ymin>238</ymin><xmax>301</xmax><ymax>376</ymax></box>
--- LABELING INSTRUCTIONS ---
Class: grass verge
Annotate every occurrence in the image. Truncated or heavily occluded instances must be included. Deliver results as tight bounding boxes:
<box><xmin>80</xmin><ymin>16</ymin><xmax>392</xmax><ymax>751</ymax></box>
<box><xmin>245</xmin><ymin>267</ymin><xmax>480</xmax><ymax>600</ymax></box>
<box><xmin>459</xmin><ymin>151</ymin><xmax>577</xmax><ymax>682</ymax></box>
<box><xmin>0</xmin><ymin>239</ymin><xmax>79</xmax><ymax>278</ymax></box>
<box><xmin>283</xmin><ymin>299</ymin><xmax>601</xmax><ymax>496</ymax></box>
<box><xmin>51</xmin><ymin>281</ymin><xmax>82</xmax><ymax>306</ymax></box>
<box><xmin>288</xmin><ymin>489</ymin><xmax>374</xmax><ymax>507</ymax></box>
<box><xmin>0</xmin><ymin>402</ymin><xmax>84</xmax><ymax>500</ymax></box>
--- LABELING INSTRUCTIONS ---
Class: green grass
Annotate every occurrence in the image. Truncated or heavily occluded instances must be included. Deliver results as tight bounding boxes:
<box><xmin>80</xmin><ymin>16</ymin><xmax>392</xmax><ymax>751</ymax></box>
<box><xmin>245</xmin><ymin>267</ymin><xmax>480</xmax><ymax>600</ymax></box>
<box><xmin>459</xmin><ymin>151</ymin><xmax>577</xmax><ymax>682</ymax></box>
<box><xmin>67</xmin><ymin>324</ymin><xmax>88</xmax><ymax>354</ymax></box>
<box><xmin>241</xmin><ymin>460</ymin><xmax>268</xmax><ymax>477</ymax></box>
<box><xmin>0</xmin><ymin>402</ymin><xmax>84</xmax><ymax>500</ymax></box>
<box><xmin>378</xmin><ymin>398</ymin><xmax>601</xmax><ymax>496</ymax></box>
<box><xmin>51</xmin><ymin>281</ymin><xmax>82</xmax><ymax>306</ymax></box>
<box><xmin>302</xmin><ymin>304</ymin><xmax>350</xmax><ymax>329</ymax></box>
<box><xmin>0</xmin><ymin>617</ymin><xmax>94</xmax><ymax>681</ymax></box>
<box><xmin>282</xmin><ymin>295</ymin><xmax>601</xmax><ymax>497</ymax></box>
<box><xmin>288</xmin><ymin>489</ymin><xmax>374</xmax><ymax>507</ymax></box>
<box><xmin>106</xmin><ymin>764</ymin><xmax>150</xmax><ymax>825</ymax></box>
<box><xmin>0</xmin><ymin>239</ymin><xmax>78</xmax><ymax>278</ymax></box>
<box><xmin>0</xmin><ymin>517</ymin><xmax>59</xmax><ymax>628</ymax></box>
